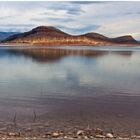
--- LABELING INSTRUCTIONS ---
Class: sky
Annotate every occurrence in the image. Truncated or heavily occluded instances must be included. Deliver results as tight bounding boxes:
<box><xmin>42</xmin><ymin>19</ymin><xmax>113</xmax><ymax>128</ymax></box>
<box><xmin>0</xmin><ymin>1</ymin><xmax>140</xmax><ymax>40</ymax></box>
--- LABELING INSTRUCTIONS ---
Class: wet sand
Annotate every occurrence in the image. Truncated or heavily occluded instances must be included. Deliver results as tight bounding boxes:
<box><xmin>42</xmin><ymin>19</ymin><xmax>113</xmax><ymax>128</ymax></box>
<box><xmin>0</xmin><ymin>93</ymin><xmax>140</xmax><ymax>138</ymax></box>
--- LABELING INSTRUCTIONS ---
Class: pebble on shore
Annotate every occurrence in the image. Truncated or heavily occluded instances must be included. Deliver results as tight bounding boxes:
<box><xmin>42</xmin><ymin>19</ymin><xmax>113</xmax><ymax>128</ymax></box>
<box><xmin>52</xmin><ymin>132</ymin><xmax>60</xmax><ymax>138</ymax></box>
<box><xmin>77</xmin><ymin>130</ymin><xmax>85</xmax><ymax>136</ymax></box>
<box><xmin>106</xmin><ymin>133</ymin><xmax>114</xmax><ymax>138</ymax></box>
<box><xmin>95</xmin><ymin>134</ymin><xmax>105</xmax><ymax>138</ymax></box>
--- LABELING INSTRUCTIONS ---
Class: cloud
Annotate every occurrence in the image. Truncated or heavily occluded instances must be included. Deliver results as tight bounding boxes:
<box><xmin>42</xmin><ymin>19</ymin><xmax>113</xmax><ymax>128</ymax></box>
<box><xmin>70</xmin><ymin>1</ymin><xmax>107</xmax><ymax>5</ymax></box>
<box><xmin>46</xmin><ymin>2</ymin><xmax>84</xmax><ymax>15</ymax></box>
<box><xmin>47</xmin><ymin>17</ymin><xmax>75</xmax><ymax>23</ymax></box>
<box><xmin>0</xmin><ymin>15</ymin><xmax>15</xmax><ymax>20</ymax></box>
<box><xmin>57</xmin><ymin>25</ymin><xmax>100</xmax><ymax>35</ymax></box>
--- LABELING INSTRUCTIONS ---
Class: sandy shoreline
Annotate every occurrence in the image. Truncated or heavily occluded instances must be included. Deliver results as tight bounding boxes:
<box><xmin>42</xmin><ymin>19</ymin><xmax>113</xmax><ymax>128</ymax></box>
<box><xmin>0</xmin><ymin>42</ymin><xmax>140</xmax><ymax>48</ymax></box>
<box><xmin>0</xmin><ymin>95</ymin><xmax>140</xmax><ymax>139</ymax></box>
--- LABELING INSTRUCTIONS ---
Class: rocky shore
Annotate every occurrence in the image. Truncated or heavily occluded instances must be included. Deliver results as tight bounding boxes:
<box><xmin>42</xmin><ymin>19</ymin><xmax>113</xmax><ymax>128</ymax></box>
<box><xmin>0</xmin><ymin>122</ymin><xmax>140</xmax><ymax>139</ymax></box>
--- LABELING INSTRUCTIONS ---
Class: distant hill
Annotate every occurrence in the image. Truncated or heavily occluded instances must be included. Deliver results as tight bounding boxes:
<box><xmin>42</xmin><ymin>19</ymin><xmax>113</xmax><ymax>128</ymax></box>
<box><xmin>0</xmin><ymin>32</ymin><xmax>19</xmax><ymax>41</ymax></box>
<box><xmin>82</xmin><ymin>33</ymin><xmax>138</xmax><ymax>44</ymax></box>
<box><xmin>111</xmin><ymin>35</ymin><xmax>137</xmax><ymax>43</ymax></box>
<box><xmin>2</xmin><ymin>26</ymin><xmax>139</xmax><ymax>46</ymax></box>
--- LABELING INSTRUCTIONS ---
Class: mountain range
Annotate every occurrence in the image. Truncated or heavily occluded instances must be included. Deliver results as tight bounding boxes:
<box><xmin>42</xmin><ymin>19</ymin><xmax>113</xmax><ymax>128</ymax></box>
<box><xmin>1</xmin><ymin>26</ymin><xmax>139</xmax><ymax>46</ymax></box>
<box><xmin>0</xmin><ymin>32</ymin><xmax>19</xmax><ymax>41</ymax></box>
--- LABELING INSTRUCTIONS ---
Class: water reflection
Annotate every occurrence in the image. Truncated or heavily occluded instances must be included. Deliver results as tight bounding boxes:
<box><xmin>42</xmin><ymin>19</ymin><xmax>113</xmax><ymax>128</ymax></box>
<box><xmin>7</xmin><ymin>48</ymin><xmax>107</xmax><ymax>63</ymax></box>
<box><xmin>0</xmin><ymin>47</ymin><xmax>139</xmax><ymax>99</ymax></box>
<box><xmin>7</xmin><ymin>47</ymin><xmax>133</xmax><ymax>63</ymax></box>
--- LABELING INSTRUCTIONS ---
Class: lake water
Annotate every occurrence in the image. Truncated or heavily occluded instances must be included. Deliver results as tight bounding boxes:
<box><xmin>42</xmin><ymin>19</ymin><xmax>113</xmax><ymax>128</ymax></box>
<box><xmin>0</xmin><ymin>46</ymin><xmax>140</xmax><ymax>134</ymax></box>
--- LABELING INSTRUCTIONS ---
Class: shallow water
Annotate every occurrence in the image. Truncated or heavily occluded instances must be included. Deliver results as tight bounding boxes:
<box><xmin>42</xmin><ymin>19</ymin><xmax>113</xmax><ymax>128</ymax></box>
<box><xmin>0</xmin><ymin>46</ymin><xmax>140</xmax><ymax>133</ymax></box>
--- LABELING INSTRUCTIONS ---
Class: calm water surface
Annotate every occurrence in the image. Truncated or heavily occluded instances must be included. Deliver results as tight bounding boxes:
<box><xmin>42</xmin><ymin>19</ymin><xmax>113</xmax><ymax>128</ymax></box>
<box><xmin>0</xmin><ymin>46</ymin><xmax>140</xmax><ymax>98</ymax></box>
<box><xmin>0</xmin><ymin>46</ymin><xmax>140</xmax><ymax>132</ymax></box>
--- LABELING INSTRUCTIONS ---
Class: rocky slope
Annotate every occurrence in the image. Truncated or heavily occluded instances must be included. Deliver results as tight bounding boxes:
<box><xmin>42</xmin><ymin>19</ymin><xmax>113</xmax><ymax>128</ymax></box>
<box><xmin>2</xmin><ymin>26</ymin><xmax>139</xmax><ymax>46</ymax></box>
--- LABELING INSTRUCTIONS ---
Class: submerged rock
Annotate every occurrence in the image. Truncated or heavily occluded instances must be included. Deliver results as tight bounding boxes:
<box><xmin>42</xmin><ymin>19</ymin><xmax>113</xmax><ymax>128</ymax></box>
<box><xmin>25</xmin><ymin>128</ymin><xmax>32</xmax><ymax>132</ymax></box>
